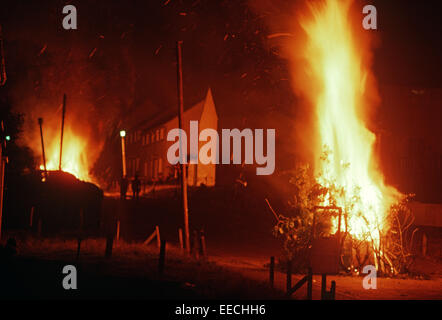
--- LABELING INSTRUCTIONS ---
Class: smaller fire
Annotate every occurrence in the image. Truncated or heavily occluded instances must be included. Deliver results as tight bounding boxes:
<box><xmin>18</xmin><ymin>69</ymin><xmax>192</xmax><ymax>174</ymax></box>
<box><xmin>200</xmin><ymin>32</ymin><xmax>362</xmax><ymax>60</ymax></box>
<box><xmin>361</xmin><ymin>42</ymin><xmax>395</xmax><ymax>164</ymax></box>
<box><xmin>39</xmin><ymin>126</ymin><xmax>93</xmax><ymax>182</ymax></box>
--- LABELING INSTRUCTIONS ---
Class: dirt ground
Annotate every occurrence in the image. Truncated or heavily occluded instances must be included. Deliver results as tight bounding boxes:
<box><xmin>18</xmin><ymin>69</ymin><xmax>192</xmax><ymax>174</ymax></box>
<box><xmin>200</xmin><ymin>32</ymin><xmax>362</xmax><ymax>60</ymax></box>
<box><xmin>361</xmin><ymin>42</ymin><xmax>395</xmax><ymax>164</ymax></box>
<box><xmin>2</xmin><ymin>236</ymin><xmax>441</xmax><ymax>300</ymax></box>
<box><xmin>0</xmin><ymin>237</ymin><xmax>285</xmax><ymax>300</ymax></box>
<box><xmin>209</xmin><ymin>251</ymin><xmax>442</xmax><ymax>300</ymax></box>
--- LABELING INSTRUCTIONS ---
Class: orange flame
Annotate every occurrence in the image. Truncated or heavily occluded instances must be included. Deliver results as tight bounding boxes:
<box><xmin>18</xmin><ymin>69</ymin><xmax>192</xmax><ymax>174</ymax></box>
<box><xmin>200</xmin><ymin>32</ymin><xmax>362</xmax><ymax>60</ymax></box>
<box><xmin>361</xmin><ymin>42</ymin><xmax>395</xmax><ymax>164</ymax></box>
<box><xmin>39</xmin><ymin>126</ymin><xmax>93</xmax><ymax>182</ymax></box>
<box><xmin>294</xmin><ymin>0</ymin><xmax>400</xmax><ymax>245</ymax></box>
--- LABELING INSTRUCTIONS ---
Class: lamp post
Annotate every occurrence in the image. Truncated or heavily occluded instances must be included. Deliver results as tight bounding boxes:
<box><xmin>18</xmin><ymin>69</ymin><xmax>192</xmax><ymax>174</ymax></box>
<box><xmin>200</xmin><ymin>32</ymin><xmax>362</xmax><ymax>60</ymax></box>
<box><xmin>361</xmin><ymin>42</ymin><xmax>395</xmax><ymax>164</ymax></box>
<box><xmin>117</xmin><ymin>130</ymin><xmax>127</xmax><ymax>241</ymax></box>
<box><xmin>120</xmin><ymin>130</ymin><xmax>127</xmax><ymax>178</ymax></box>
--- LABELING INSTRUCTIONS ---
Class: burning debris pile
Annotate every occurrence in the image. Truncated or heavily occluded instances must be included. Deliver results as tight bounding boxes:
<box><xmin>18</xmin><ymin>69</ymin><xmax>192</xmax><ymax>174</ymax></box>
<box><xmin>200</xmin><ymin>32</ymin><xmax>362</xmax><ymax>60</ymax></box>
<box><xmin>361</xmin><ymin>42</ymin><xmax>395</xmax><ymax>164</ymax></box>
<box><xmin>274</xmin><ymin>0</ymin><xmax>411</xmax><ymax>275</ymax></box>
<box><xmin>296</xmin><ymin>0</ymin><xmax>400</xmax><ymax>246</ymax></box>
<box><xmin>35</xmin><ymin>95</ymin><xmax>97</xmax><ymax>183</ymax></box>
<box><xmin>25</xmin><ymin>96</ymin><xmax>104</xmax><ymax>235</ymax></box>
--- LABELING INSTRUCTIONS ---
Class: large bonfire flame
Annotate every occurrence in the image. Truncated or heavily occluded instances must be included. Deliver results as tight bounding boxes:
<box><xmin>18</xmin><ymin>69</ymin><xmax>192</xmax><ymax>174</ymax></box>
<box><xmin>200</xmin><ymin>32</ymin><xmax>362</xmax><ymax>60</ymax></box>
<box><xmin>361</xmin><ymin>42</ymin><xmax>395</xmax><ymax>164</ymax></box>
<box><xmin>294</xmin><ymin>0</ymin><xmax>400</xmax><ymax>246</ymax></box>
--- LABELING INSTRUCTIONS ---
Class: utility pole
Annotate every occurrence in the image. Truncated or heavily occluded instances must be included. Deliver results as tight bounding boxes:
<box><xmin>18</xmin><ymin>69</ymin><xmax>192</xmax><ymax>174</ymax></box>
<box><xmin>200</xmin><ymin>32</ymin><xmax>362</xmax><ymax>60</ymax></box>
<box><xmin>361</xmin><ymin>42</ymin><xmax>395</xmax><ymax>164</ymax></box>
<box><xmin>176</xmin><ymin>41</ymin><xmax>190</xmax><ymax>254</ymax></box>
<box><xmin>59</xmin><ymin>94</ymin><xmax>66</xmax><ymax>171</ymax></box>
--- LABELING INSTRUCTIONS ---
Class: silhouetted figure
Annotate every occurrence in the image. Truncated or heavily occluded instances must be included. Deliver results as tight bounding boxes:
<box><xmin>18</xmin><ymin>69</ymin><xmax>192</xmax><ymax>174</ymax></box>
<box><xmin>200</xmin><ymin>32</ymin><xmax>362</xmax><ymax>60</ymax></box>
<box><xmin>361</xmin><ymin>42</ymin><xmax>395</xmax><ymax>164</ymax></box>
<box><xmin>233</xmin><ymin>165</ymin><xmax>248</xmax><ymax>210</ymax></box>
<box><xmin>132</xmin><ymin>174</ymin><xmax>140</xmax><ymax>200</ymax></box>
<box><xmin>120</xmin><ymin>176</ymin><xmax>128</xmax><ymax>200</ymax></box>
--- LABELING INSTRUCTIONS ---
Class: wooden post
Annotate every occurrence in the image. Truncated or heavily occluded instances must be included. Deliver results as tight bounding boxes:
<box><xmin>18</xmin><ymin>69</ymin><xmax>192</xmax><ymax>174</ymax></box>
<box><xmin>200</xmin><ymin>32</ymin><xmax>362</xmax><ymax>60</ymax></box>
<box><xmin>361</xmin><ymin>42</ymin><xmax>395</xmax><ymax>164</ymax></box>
<box><xmin>269</xmin><ymin>256</ymin><xmax>275</xmax><ymax>289</ymax></box>
<box><xmin>321</xmin><ymin>274</ymin><xmax>327</xmax><ymax>300</ymax></box>
<box><xmin>143</xmin><ymin>228</ymin><xmax>158</xmax><ymax>246</ymax></box>
<box><xmin>330</xmin><ymin>280</ymin><xmax>336</xmax><ymax>300</ymax></box>
<box><xmin>176</xmin><ymin>41</ymin><xmax>190</xmax><ymax>255</ymax></box>
<box><xmin>200</xmin><ymin>230</ymin><xmax>207</xmax><ymax>258</ymax></box>
<box><xmin>286</xmin><ymin>259</ymin><xmax>292</xmax><ymax>294</ymax></box>
<box><xmin>38</xmin><ymin>118</ymin><xmax>47</xmax><ymax>177</ymax></box>
<box><xmin>116</xmin><ymin>220</ymin><xmax>120</xmax><ymax>243</ymax></box>
<box><xmin>307</xmin><ymin>267</ymin><xmax>313</xmax><ymax>300</ymax></box>
<box><xmin>158</xmin><ymin>240</ymin><xmax>166</xmax><ymax>275</ymax></box>
<box><xmin>178</xmin><ymin>228</ymin><xmax>184</xmax><ymax>253</ymax></box>
<box><xmin>59</xmin><ymin>94</ymin><xmax>66</xmax><ymax>171</ymax></box>
<box><xmin>156</xmin><ymin>225</ymin><xmax>161</xmax><ymax>249</ymax></box>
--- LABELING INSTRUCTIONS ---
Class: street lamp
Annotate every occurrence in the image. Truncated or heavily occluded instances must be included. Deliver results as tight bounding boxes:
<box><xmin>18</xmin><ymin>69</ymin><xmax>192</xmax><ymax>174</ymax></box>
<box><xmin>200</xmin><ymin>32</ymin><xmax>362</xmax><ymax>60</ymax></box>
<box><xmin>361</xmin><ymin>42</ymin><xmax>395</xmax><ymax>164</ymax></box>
<box><xmin>120</xmin><ymin>130</ymin><xmax>127</xmax><ymax>177</ymax></box>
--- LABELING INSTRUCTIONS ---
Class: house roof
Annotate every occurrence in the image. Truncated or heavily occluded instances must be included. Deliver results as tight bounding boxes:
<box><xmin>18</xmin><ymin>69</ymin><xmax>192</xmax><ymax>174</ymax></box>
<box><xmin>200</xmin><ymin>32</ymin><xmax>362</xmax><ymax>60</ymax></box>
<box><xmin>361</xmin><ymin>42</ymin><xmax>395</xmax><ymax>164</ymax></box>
<box><xmin>128</xmin><ymin>88</ymin><xmax>213</xmax><ymax>132</ymax></box>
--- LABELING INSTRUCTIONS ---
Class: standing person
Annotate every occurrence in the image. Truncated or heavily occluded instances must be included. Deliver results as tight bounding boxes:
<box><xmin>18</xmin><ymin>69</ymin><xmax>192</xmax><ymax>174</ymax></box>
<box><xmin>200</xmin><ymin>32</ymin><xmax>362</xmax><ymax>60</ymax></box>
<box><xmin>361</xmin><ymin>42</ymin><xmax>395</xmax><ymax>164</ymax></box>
<box><xmin>234</xmin><ymin>171</ymin><xmax>248</xmax><ymax>210</ymax></box>
<box><xmin>132</xmin><ymin>174</ymin><xmax>140</xmax><ymax>200</ymax></box>
<box><xmin>120</xmin><ymin>176</ymin><xmax>128</xmax><ymax>200</ymax></box>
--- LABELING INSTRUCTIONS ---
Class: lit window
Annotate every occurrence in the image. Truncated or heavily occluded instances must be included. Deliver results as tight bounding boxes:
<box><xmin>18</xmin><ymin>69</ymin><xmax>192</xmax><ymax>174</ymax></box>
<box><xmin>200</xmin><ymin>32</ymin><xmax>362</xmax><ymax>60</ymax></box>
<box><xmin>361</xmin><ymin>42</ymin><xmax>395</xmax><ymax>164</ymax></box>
<box><xmin>160</xmin><ymin>128</ymin><xmax>164</xmax><ymax>140</ymax></box>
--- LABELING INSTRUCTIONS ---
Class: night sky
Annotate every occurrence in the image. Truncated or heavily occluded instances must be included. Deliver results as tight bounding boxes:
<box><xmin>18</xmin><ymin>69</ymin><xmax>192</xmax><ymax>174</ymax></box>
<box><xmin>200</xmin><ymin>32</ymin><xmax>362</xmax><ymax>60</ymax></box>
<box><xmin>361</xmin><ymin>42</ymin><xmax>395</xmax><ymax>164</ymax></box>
<box><xmin>0</xmin><ymin>0</ymin><xmax>441</xmax><ymax>172</ymax></box>
<box><xmin>372</xmin><ymin>0</ymin><xmax>442</xmax><ymax>87</ymax></box>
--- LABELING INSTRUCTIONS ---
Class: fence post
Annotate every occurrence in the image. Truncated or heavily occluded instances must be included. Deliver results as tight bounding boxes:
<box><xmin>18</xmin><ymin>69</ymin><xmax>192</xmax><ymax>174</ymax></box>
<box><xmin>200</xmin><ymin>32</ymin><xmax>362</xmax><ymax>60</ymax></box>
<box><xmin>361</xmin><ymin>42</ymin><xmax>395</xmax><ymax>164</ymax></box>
<box><xmin>200</xmin><ymin>230</ymin><xmax>207</xmax><ymax>258</ymax></box>
<box><xmin>307</xmin><ymin>267</ymin><xmax>313</xmax><ymax>300</ymax></box>
<box><xmin>330</xmin><ymin>280</ymin><xmax>336</xmax><ymax>300</ymax></box>
<box><xmin>269</xmin><ymin>256</ymin><xmax>275</xmax><ymax>288</ymax></box>
<box><xmin>158</xmin><ymin>240</ymin><xmax>166</xmax><ymax>275</ymax></box>
<box><xmin>116</xmin><ymin>220</ymin><xmax>120</xmax><ymax>243</ymax></box>
<box><xmin>286</xmin><ymin>259</ymin><xmax>292</xmax><ymax>294</ymax></box>
<box><xmin>178</xmin><ymin>228</ymin><xmax>184</xmax><ymax>253</ymax></box>
<box><xmin>156</xmin><ymin>225</ymin><xmax>161</xmax><ymax>249</ymax></box>
<box><xmin>143</xmin><ymin>228</ymin><xmax>158</xmax><ymax>246</ymax></box>
<box><xmin>321</xmin><ymin>274</ymin><xmax>326</xmax><ymax>300</ymax></box>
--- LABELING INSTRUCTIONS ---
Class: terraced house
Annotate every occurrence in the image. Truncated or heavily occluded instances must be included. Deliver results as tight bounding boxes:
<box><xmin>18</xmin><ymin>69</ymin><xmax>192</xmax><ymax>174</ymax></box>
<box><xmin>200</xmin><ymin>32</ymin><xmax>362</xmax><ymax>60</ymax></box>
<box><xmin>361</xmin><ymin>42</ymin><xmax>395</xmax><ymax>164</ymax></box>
<box><xmin>125</xmin><ymin>88</ymin><xmax>218</xmax><ymax>187</ymax></box>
